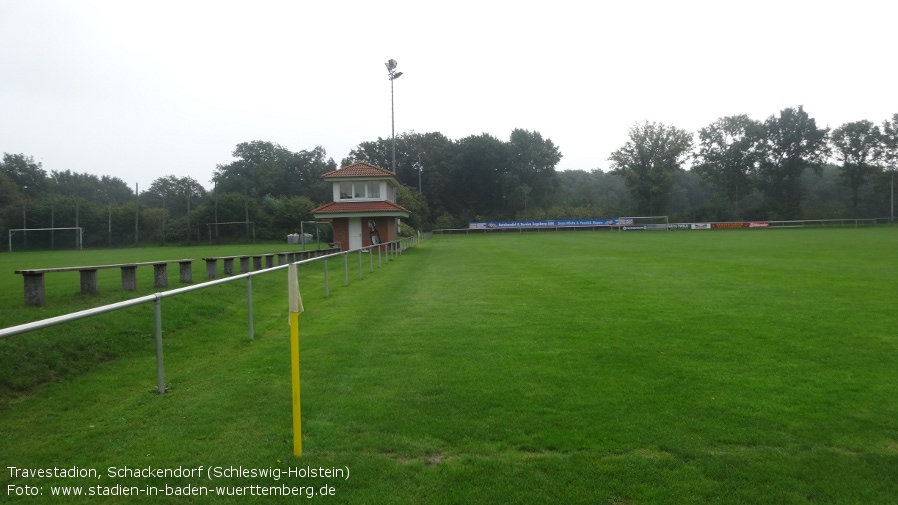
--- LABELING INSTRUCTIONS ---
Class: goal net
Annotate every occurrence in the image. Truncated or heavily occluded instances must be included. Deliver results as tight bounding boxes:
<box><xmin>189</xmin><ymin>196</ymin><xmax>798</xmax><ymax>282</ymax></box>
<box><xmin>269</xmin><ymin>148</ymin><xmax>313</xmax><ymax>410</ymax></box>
<box><xmin>8</xmin><ymin>227</ymin><xmax>84</xmax><ymax>252</ymax></box>
<box><xmin>618</xmin><ymin>216</ymin><xmax>669</xmax><ymax>231</ymax></box>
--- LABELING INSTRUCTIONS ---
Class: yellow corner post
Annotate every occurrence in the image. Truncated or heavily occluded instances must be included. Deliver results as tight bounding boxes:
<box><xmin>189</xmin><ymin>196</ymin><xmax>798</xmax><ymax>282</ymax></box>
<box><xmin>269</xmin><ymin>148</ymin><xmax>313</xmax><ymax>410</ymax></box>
<box><xmin>288</xmin><ymin>263</ymin><xmax>304</xmax><ymax>456</ymax></box>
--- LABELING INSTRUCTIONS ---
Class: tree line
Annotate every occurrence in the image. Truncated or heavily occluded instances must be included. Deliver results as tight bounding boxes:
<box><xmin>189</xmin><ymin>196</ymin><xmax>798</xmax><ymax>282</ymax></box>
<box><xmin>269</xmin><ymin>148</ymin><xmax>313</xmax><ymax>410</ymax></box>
<box><xmin>2</xmin><ymin>106</ymin><xmax>896</xmax><ymax>249</ymax></box>
<box><xmin>611</xmin><ymin>107</ymin><xmax>897</xmax><ymax>221</ymax></box>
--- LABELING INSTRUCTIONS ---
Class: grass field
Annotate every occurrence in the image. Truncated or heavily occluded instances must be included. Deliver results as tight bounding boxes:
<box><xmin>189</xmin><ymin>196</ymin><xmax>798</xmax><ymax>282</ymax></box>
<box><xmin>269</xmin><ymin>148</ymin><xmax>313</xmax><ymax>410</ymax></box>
<box><xmin>1</xmin><ymin>228</ymin><xmax>897</xmax><ymax>504</ymax></box>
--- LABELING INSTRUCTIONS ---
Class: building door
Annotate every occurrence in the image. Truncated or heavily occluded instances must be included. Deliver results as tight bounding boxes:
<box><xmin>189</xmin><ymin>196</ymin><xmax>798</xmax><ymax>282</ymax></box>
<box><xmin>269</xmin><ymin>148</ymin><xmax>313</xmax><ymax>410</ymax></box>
<box><xmin>348</xmin><ymin>217</ymin><xmax>362</xmax><ymax>250</ymax></box>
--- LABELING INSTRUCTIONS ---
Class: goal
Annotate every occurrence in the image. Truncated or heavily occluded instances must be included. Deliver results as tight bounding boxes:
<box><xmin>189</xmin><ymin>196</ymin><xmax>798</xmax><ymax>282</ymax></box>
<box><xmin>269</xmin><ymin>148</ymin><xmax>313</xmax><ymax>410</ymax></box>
<box><xmin>206</xmin><ymin>221</ymin><xmax>255</xmax><ymax>244</ymax></box>
<box><xmin>8</xmin><ymin>227</ymin><xmax>84</xmax><ymax>252</ymax></box>
<box><xmin>618</xmin><ymin>216</ymin><xmax>669</xmax><ymax>231</ymax></box>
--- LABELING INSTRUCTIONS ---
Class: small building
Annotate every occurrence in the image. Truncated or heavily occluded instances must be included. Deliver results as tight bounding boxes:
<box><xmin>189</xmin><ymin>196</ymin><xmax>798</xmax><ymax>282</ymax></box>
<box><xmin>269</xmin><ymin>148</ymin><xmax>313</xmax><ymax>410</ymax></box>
<box><xmin>312</xmin><ymin>162</ymin><xmax>410</xmax><ymax>251</ymax></box>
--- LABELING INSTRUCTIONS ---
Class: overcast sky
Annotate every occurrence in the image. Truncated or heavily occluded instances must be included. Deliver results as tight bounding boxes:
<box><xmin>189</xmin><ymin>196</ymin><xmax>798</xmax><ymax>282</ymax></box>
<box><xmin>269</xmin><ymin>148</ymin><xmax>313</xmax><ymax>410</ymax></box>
<box><xmin>2</xmin><ymin>0</ymin><xmax>896</xmax><ymax>192</ymax></box>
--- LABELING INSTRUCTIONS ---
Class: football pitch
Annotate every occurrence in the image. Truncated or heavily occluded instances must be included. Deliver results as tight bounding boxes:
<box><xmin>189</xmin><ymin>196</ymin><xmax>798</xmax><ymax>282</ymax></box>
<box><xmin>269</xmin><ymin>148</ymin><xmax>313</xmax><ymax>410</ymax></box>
<box><xmin>1</xmin><ymin>227</ymin><xmax>897</xmax><ymax>504</ymax></box>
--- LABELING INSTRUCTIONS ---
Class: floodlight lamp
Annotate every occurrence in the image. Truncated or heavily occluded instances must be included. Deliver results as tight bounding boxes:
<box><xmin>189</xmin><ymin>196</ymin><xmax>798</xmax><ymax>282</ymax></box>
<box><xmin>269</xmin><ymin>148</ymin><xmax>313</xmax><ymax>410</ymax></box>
<box><xmin>386</xmin><ymin>59</ymin><xmax>397</xmax><ymax>71</ymax></box>
<box><xmin>392</xmin><ymin>71</ymin><xmax>403</xmax><ymax>80</ymax></box>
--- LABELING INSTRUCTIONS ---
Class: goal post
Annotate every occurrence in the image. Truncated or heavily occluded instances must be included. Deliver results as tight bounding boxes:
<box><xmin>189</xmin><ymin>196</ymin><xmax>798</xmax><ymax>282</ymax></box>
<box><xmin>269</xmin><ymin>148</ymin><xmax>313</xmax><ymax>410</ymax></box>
<box><xmin>8</xmin><ymin>227</ymin><xmax>84</xmax><ymax>252</ymax></box>
<box><xmin>206</xmin><ymin>221</ymin><xmax>255</xmax><ymax>244</ymax></box>
<box><xmin>618</xmin><ymin>216</ymin><xmax>669</xmax><ymax>231</ymax></box>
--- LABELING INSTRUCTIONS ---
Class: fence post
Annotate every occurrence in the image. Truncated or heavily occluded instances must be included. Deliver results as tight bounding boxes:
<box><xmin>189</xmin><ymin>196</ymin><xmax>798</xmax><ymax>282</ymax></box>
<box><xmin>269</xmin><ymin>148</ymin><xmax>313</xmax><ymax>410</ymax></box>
<box><xmin>378</xmin><ymin>246</ymin><xmax>382</xmax><ymax>268</ymax></box>
<box><xmin>358</xmin><ymin>249</ymin><xmax>363</xmax><ymax>280</ymax></box>
<box><xmin>153</xmin><ymin>297</ymin><xmax>166</xmax><ymax>394</ymax></box>
<box><xmin>246</xmin><ymin>276</ymin><xmax>254</xmax><ymax>341</ymax></box>
<box><xmin>370</xmin><ymin>248</ymin><xmax>374</xmax><ymax>272</ymax></box>
<box><xmin>343</xmin><ymin>253</ymin><xmax>349</xmax><ymax>286</ymax></box>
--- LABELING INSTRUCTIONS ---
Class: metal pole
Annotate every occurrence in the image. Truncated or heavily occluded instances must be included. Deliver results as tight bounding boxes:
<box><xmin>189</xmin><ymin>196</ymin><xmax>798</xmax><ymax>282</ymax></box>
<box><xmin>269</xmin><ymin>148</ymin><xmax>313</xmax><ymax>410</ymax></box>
<box><xmin>343</xmin><ymin>253</ymin><xmax>349</xmax><ymax>286</ymax></box>
<box><xmin>246</xmin><ymin>276</ymin><xmax>254</xmax><ymax>341</ymax></box>
<box><xmin>378</xmin><ymin>245</ymin><xmax>382</xmax><ymax>268</ymax></box>
<box><xmin>370</xmin><ymin>247</ymin><xmax>374</xmax><ymax>272</ymax></box>
<box><xmin>391</xmin><ymin>76</ymin><xmax>396</xmax><ymax>172</ymax></box>
<box><xmin>358</xmin><ymin>249</ymin><xmax>363</xmax><ymax>280</ymax></box>
<box><xmin>324</xmin><ymin>258</ymin><xmax>329</xmax><ymax>297</ymax></box>
<box><xmin>891</xmin><ymin>173</ymin><xmax>894</xmax><ymax>222</ymax></box>
<box><xmin>187</xmin><ymin>180</ymin><xmax>192</xmax><ymax>245</ymax></box>
<box><xmin>214</xmin><ymin>180</ymin><xmax>219</xmax><ymax>243</ymax></box>
<box><xmin>154</xmin><ymin>297</ymin><xmax>166</xmax><ymax>394</ymax></box>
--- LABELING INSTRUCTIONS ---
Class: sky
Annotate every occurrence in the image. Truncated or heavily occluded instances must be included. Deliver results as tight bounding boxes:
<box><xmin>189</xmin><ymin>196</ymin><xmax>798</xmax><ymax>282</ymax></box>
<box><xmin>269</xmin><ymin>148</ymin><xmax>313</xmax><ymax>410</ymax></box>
<box><xmin>2</xmin><ymin>0</ymin><xmax>896</xmax><ymax>192</ymax></box>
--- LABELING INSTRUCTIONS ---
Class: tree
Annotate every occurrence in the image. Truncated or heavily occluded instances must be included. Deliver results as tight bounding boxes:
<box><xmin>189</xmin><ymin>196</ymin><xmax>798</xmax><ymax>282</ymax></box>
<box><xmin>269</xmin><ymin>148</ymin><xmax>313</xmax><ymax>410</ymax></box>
<box><xmin>449</xmin><ymin>133</ymin><xmax>509</xmax><ymax>219</ymax></box>
<box><xmin>758</xmin><ymin>106</ymin><xmax>830</xmax><ymax>219</ymax></box>
<box><xmin>214</xmin><ymin>141</ymin><xmax>336</xmax><ymax>201</ymax></box>
<box><xmin>830</xmin><ymin>120</ymin><xmax>882</xmax><ymax>216</ymax></box>
<box><xmin>609</xmin><ymin>121</ymin><xmax>693</xmax><ymax>216</ymax></box>
<box><xmin>1</xmin><ymin>153</ymin><xmax>47</xmax><ymax>195</ymax></box>
<box><xmin>396</xmin><ymin>183</ymin><xmax>431</xmax><ymax>231</ymax></box>
<box><xmin>49</xmin><ymin>170</ymin><xmax>133</xmax><ymax>204</ymax></box>
<box><xmin>342</xmin><ymin>138</ymin><xmax>390</xmax><ymax>169</ymax></box>
<box><xmin>507</xmin><ymin>129</ymin><xmax>562</xmax><ymax>213</ymax></box>
<box><xmin>882</xmin><ymin>114</ymin><xmax>898</xmax><ymax>172</ymax></box>
<box><xmin>267</xmin><ymin>195</ymin><xmax>316</xmax><ymax>238</ymax></box>
<box><xmin>693</xmin><ymin>114</ymin><xmax>765</xmax><ymax>219</ymax></box>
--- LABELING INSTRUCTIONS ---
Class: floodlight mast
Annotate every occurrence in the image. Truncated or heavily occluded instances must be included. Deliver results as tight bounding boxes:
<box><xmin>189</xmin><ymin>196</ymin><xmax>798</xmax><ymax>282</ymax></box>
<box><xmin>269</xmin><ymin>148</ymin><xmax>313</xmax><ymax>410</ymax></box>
<box><xmin>386</xmin><ymin>59</ymin><xmax>403</xmax><ymax>172</ymax></box>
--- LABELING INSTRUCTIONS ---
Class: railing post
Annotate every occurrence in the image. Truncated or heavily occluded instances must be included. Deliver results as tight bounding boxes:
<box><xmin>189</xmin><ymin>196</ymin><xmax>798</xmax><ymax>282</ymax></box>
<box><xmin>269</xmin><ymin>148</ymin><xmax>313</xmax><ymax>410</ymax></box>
<box><xmin>324</xmin><ymin>258</ymin><xmax>329</xmax><ymax>297</ymax></box>
<box><xmin>378</xmin><ymin>246</ymin><xmax>382</xmax><ymax>268</ymax></box>
<box><xmin>153</xmin><ymin>297</ymin><xmax>166</xmax><ymax>394</ymax></box>
<box><xmin>343</xmin><ymin>253</ymin><xmax>349</xmax><ymax>286</ymax></box>
<box><xmin>370</xmin><ymin>247</ymin><xmax>374</xmax><ymax>272</ymax></box>
<box><xmin>358</xmin><ymin>249</ymin><xmax>363</xmax><ymax>280</ymax></box>
<box><xmin>246</xmin><ymin>276</ymin><xmax>254</xmax><ymax>341</ymax></box>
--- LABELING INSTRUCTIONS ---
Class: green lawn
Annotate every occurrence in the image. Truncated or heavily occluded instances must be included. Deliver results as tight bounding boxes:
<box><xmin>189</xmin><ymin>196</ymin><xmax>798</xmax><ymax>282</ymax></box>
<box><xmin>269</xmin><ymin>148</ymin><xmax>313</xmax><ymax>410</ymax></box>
<box><xmin>1</xmin><ymin>228</ymin><xmax>897</xmax><ymax>504</ymax></box>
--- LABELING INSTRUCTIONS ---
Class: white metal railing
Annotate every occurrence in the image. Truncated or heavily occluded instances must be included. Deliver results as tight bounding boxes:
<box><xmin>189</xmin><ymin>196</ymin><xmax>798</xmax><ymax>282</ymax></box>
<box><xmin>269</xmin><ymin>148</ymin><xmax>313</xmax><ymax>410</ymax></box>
<box><xmin>0</xmin><ymin>234</ymin><xmax>427</xmax><ymax>394</ymax></box>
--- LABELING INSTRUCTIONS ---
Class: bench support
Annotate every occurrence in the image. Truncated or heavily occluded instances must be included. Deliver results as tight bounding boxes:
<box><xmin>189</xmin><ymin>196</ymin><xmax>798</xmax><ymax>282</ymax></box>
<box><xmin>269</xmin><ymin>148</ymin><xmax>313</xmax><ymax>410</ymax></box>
<box><xmin>23</xmin><ymin>273</ymin><xmax>46</xmax><ymax>306</ymax></box>
<box><xmin>153</xmin><ymin>264</ymin><xmax>168</xmax><ymax>288</ymax></box>
<box><xmin>205</xmin><ymin>259</ymin><xmax>218</xmax><ymax>279</ymax></box>
<box><xmin>179</xmin><ymin>261</ymin><xmax>193</xmax><ymax>283</ymax></box>
<box><xmin>223</xmin><ymin>258</ymin><xmax>235</xmax><ymax>275</ymax></box>
<box><xmin>80</xmin><ymin>270</ymin><xmax>99</xmax><ymax>295</ymax></box>
<box><xmin>121</xmin><ymin>266</ymin><xmax>138</xmax><ymax>291</ymax></box>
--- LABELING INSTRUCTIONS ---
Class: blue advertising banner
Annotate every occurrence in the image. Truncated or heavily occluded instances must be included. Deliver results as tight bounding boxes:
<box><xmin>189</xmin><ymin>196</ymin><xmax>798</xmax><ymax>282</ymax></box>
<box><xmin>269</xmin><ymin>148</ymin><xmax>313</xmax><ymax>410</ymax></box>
<box><xmin>468</xmin><ymin>218</ymin><xmax>632</xmax><ymax>230</ymax></box>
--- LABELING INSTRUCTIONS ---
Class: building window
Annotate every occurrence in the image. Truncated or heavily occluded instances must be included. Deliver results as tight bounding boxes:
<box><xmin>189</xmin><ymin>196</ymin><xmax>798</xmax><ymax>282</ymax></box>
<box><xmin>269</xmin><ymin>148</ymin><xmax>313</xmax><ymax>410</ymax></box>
<box><xmin>340</xmin><ymin>182</ymin><xmax>352</xmax><ymax>199</ymax></box>
<box><xmin>340</xmin><ymin>180</ymin><xmax>382</xmax><ymax>200</ymax></box>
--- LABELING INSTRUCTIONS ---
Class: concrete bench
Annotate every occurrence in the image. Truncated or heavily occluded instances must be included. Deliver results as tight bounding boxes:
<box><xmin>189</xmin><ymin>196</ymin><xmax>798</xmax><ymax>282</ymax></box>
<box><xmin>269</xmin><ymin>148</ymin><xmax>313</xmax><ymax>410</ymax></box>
<box><xmin>15</xmin><ymin>259</ymin><xmax>195</xmax><ymax>306</ymax></box>
<box><xmin>202</xmin><ymin>254</ymin><xmax>279</xmax><ymax>278</ymax></box>
<box><xmin>202</xmin><ymin>248</ymin><xmax>341</xmax><ymax>279</ymax></box>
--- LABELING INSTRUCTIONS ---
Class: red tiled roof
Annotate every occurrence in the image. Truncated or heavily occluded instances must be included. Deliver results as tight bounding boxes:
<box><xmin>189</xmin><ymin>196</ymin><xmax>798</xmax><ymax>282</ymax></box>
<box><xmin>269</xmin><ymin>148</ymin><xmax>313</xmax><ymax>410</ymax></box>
<box><xmin>322</xmin><ymin>162</ymin><xmax>395</xmax><ymax>178</ymax></box>
<box><xmin>312</xmin><ymin>200</ymin><xmax>410</xmax><ymax>216</ymax></box>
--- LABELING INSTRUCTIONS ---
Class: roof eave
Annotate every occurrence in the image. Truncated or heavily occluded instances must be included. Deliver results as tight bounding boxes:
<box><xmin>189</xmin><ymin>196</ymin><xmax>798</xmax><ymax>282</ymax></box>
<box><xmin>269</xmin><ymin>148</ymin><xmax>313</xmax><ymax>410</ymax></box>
<box><xmin>313</xmin><ymin>211</ymin><xmax>410</xmax><ymax>219</ymax></box>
